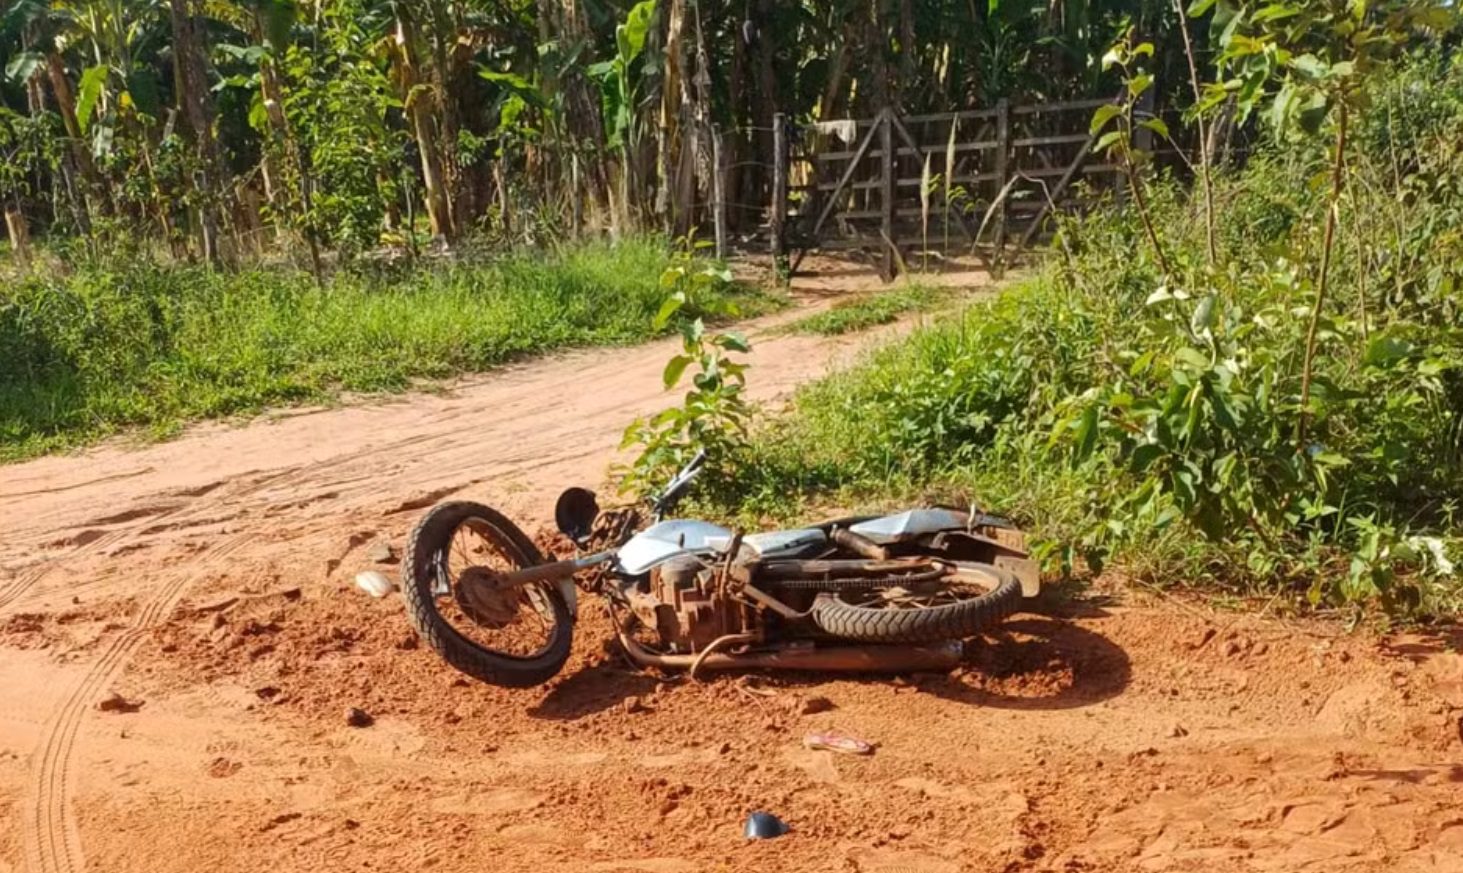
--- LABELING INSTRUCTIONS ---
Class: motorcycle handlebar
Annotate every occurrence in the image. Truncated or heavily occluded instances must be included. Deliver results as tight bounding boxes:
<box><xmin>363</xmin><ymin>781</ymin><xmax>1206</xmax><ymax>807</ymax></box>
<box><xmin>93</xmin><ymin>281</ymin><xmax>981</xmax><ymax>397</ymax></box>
<box><xmin>651</xmin><ymin>449</ymin><xmax>708</xmax><ymax>518</ymax></box>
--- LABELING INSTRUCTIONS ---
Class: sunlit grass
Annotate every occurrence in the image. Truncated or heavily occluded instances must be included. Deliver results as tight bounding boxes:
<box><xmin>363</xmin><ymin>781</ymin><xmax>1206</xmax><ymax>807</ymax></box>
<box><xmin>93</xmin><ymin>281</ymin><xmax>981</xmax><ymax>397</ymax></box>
<box><xmin>783</xmin><ymin>284</ymin><xmax>945</xmax><ymax>336</ymax></box>
<box><xmin>0</xmin><ymin>240</ymin><xmax>756</xmax><ymax>461</ymax></box>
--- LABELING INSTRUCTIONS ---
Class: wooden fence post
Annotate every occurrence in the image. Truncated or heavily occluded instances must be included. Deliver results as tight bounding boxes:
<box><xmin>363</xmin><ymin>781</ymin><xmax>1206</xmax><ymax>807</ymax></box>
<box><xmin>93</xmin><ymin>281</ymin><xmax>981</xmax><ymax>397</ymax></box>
<box><xmin>770</xmin><ymin>112</ymin><xmax>788</xmax><ymax>274</ymax></box>
<box><xmin>711</xmin><ymin>123</ymin><xmax>728</xmax><ymax>260</ymax></box>
<box><xmin>993</xmin><ymin>98</ymin><xmax>1010</xmax><ymax>278</ymax></box>
<box><xmin>879</xmin><ymin>109</ymin><xmax>895</xmax><ymax>282</ymax></box>
<box><xmin>570</xmin><ymin>152</ymin><xmax>583</xmax><ymax>237</ymax></box>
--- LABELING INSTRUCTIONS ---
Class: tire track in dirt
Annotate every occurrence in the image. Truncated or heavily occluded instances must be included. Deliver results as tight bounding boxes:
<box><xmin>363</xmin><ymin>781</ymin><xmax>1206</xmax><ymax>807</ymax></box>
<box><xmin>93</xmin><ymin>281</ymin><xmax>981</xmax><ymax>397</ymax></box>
<box><xmin>10</xmin><ymin>465</ymin><xmax>310</xmax><ymax>873</ymax></box>
<box><xmin>0</xmin><ymin>483</ymin><xmax>259</xmax><ymax>616</ymax></box>
<box><xmin>0</xmin><ymin>503</ymin><xmax>190</xmax><ymax>614</ymax></box>
<box><xmin>24</xmin><ymin>533</ymin><xmax>254</xmax><ymax>873</ymax></box>
<box><xmin>0</xmin><ymin>474</ymin><xmax>288</xmax><ymax>614</ymax></box>
<box><xmin>1</xmin><ymin>427</ymin><xmax>483</xmax><ymax>615</ymax></box>
<box><xmin>12</xmin><ymin>419</ymin><xmax>556</xmax><ymax>873</ymax></box>
<box><xmin>4</xmin><ymin>387</ymin><xmax>638</xmax><ymax>614</ymax></box>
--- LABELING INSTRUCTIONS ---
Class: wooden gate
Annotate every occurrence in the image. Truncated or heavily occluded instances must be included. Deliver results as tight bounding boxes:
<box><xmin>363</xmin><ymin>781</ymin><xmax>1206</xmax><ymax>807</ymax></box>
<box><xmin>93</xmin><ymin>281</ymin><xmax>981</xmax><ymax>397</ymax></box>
<box><xmin>778</xmin><ymin>95</ymin><xmax>1144</xmax><ymax>280</ymax></box>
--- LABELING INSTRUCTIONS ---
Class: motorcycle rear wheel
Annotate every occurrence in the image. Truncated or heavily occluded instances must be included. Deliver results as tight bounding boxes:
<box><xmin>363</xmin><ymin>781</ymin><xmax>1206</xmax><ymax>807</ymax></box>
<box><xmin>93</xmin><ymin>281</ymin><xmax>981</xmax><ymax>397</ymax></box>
<box><xmin>402</xmin><ymin>501</ymin><xmax>572</xmax><ymax>687</ymax></box>
<box><xmin>810</xmin><ymin>562</ymin><xmax>1021</xmax><ymax>644</ymax></box>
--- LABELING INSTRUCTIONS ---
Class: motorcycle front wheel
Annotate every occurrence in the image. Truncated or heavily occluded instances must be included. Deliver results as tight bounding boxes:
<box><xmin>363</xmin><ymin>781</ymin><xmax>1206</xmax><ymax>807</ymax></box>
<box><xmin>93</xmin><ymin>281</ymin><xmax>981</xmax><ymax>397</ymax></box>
<box><xmin>401</xmin><ymin>501</ymin><xmax>572</xmax><ymax>687</ymax></box>
<box><xmin>809</xmin><ymin>562</ymin><xmax>1021</xmax><ymax>644</ymax></box>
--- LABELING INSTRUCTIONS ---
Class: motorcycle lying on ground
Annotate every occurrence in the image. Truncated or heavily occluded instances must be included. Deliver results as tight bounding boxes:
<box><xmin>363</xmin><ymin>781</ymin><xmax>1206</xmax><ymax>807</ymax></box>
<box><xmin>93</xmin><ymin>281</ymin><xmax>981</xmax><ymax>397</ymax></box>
<box><xmin>401</xmin><ymin>450</ymin><xmax>1040</xmax><ymax>688</ymax></box>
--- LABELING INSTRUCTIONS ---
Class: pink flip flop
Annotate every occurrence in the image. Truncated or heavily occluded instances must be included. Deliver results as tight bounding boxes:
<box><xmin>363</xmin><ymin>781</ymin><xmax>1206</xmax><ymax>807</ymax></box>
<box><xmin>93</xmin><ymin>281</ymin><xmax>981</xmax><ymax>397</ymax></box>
<box><xmin>803</xmin><ymin>732</ymin><xmax>874</xmax><ymax>755</ymax></box>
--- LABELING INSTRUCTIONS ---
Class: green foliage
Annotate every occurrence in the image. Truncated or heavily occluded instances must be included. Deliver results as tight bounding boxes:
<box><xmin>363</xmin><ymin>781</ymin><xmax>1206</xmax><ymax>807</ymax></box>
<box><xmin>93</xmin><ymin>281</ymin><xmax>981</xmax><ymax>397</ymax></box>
<box><xmin>784</xmin><ymin>285</ymin><xmax>945</xmax><ymax>337</ymax></box>
<box><xmin>1092</xmin><ymin>35</ymin><xmax>1163</xmax><ymax>160</ymax></box>
<box><xmin>717</xmin><ymin>54</ymin><xmax>1463</xmax><ymax>614</ymax></box>
<box><xmin>0</xmin><ymin>239</ymin><xmax>745</xmax><ymax>460</ymax></box>
<box><xmin>0</xmin><ymin>0</ymin><xmax>1198</xmax><ymax>265</ymax></box>
<box><xmin>281</xmin><ymin>0</ymin><xmax>403</xmax><ymax>253</ymax></box>
<box><xmin>0</xmin><ymin>107</ymin><xmax>59</xmax><ymax>203</ymax></box>
<box><xmin>588</xmin><ymin>0</ymin><xmax>658</xmax><ymax>151</ymax></box>
<box><xmin>1199</xmin><ymin>0</ymin><xmax>1453</xmax><ymax>133</ymax></box>
<box><xmin>620</xmin><ymin>240</ymin><xmax>751</xmax><ymax>499</ymax></box>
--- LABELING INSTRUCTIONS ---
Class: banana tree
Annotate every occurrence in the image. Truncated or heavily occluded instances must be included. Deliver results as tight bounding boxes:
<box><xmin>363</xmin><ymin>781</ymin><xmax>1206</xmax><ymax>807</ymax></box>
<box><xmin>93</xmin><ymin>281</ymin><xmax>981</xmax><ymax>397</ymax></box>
<box><xmin>1</xmin><ymin>0</ymin><xmax>111</xmax><ymax>233</ymax></box>
<box><xmin>587</xmin><ymin>0</ymin><xmax>656</xmax><ymax>230</ymax></box>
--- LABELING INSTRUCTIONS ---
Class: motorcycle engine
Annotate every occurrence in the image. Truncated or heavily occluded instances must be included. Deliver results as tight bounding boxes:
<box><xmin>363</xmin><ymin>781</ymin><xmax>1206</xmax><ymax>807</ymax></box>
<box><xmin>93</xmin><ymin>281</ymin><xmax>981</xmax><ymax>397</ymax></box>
<box><xmin>630</xmin><ymin>554</ymin><xmax>744</xmax><ymax>653</ymax></box>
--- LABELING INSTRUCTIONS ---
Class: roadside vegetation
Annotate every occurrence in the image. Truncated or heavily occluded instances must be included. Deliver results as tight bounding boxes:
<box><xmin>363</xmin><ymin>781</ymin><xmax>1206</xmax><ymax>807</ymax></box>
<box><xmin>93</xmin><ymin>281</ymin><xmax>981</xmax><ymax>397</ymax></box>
<box><xmin>674</xmin><ymin>24</ymin><xmax>1463</xmax><ymax>616</ymax></box>
<box><xmin>0</xmin><ymin>0</ymin><xmax>1173</xmax><ymax>462</ymax></box>
<box><xmin>0</xmin><ymin>240</ymin><xmax>753</xmax><ymax>460</ymax></box>
<box><xmin>0</xmin><ymin>2</ymin><xmax>1202</xmax><ymax>272</ymax></box>
<box><xmin>783</xmin><ymin>285</ymin><xmax>946</xmax><ymax>337</ymax></box>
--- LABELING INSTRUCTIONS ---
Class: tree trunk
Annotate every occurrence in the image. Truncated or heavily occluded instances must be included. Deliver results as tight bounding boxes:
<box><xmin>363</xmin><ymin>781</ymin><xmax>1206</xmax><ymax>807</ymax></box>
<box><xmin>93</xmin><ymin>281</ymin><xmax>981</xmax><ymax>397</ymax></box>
<box><xmin>43</xmin><ymin>52</ymin><xmax>102</xmax><ymax>225</ymax></box>
<box><xmin>556</xmin><ymin>0</ymin><xmax>614</xmax><ymax>231</ymax></box>
<box><xmin>659</xmin><ymin>0</ymin><xmax>688</xmax><ymax>231</ymax></box>
<box><xmin>23</xmin><ymin>37</ymin><xmax>47</xmax><ymax>116</ymax></box>
<box><xmin>425</xmin><ymin>0</ymin><xmax>464</xmax><ymax>232</ymax></box>
<box><xmin>256</xmin><ymin>49</ymin><xmax>320</xmax><ymax>275</ymax></box>
<box><xmin>897</xmin><ymin>0</ymin><xmax>915</xmax><ymax>110</ymax></box>
<box><xmin>752</xmin><ymin>0</ymin><xmax>780</xmax><ymax>211</ymax></box>
<box><xmin>44</xmin><ymin>54</ymin><xmax>88</xmax><ymax>163</ymax></box>
<box><xmin>394</xmin><ymin>10</ymin><xmax>455</xmax><ymax>241</ymax></box>
<box><xmin>169</xmin><ymin>0</ymin><xmax>225</xmax><ymax>265</ymax></box>
<box><xmin>727</xmin><ymin>11</ymin><xmax>746</xmax><ymax>230</ymax></box>
<box><xmin>689</xmin><ymin>0</ymin><xmax>714</xmax><ymax>230</ymax></box>
<box><xmin>5</xmin><ymin>203</ymin><xmax>31</xmax><ymax>267</ymax></box>
<box><xmin>867</xmin><ymin>0</ymin><xmax>893</xmax><ymax>114</ymax></box>
<box><xmin>256</xmin><ymin>58</ymin><xmax>291</xmax><ymax>212</ymax></box>
<box><xmin>252</xmin><ymin>3</ymin><xmax>296</xmax><ymax>228</ymax></box>
<box><xmin>661</xmin><ymin>0</ymin><xmax>712</xmax><ymax>237</ymax></box>
<box><xmin>818</xmin><ymin>19</ymin><xmax>854</xmax><ymax>121</ymax></box>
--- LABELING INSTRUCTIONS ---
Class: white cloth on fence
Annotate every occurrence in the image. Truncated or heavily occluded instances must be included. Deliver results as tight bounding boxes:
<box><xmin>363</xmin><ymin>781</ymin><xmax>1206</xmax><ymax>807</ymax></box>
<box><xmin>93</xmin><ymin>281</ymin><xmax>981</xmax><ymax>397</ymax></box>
<box><xmin>813</xmin><ymin>120</ymin><xmax>858</xmax><ymax>145</ymax></box>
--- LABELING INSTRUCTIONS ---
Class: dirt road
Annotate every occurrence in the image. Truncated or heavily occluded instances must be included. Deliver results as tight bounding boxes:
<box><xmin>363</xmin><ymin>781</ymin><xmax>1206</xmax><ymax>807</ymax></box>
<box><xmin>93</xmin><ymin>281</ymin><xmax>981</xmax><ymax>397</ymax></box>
<box><xmin>3</xmin><ymin>281</ymin><xmax>1463</xmax><ymax>873</ymax></box>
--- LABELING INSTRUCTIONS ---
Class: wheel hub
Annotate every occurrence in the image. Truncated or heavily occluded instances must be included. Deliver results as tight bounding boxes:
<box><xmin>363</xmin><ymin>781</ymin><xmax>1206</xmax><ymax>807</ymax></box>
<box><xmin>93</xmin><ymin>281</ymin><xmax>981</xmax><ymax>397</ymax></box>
<box><xmin>455</xmin><ymin>565</ymin><xmax>519</xmax><ymax>629</ymax></box>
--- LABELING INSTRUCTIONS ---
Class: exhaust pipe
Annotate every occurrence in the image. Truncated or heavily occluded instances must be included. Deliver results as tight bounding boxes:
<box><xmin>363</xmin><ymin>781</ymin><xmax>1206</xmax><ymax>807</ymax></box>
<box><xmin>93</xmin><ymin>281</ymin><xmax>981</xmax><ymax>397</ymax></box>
<box><xmin>616</xmin><ymin>630</ymin><xmax>961</xmax><ymax>674</ymax></box>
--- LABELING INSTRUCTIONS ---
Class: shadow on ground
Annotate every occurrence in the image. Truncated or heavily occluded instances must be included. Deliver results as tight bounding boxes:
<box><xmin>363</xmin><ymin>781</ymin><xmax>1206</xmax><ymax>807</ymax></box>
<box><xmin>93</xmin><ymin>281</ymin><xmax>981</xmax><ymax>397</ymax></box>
<box><xmin>929</xmin><ymin>611</ymin><xmax>1133</xmax><ymax>711</ymax></box>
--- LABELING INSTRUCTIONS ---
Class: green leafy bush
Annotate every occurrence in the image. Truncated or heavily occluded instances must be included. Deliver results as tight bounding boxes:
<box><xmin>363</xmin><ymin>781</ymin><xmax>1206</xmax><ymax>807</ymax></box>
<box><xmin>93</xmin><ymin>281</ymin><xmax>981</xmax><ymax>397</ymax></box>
<box><xmin>619</xmin><ymin>241</ymin><xmax>752</xmax><ymax>499</ymax></box>
<box><xmin>718</xmin><ymin>55</ymin><xmax>1463</xmax><ymax>614</ymax></box>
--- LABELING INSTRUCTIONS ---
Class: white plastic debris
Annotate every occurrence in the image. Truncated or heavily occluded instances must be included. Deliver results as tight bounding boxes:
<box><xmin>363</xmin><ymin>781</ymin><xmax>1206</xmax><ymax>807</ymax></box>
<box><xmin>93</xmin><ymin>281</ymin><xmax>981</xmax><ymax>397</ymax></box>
<box><xmin>1408</xmin><ymin>536</ymin><xmax>1456</xmax><ymax>576</ymax></box>
<box><xmin>354</xmin><ymin>570</ymin><xmax>395</xmax><ymax>598</ymax></box>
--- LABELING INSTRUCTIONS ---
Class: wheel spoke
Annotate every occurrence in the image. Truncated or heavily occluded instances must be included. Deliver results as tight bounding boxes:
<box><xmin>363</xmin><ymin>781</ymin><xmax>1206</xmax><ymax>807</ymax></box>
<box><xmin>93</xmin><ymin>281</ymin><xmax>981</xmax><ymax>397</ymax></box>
<box><xmin>451</xmin><ymin>530</ymin><xmax>471</xmax><ymax>576</ymax></box>
<box><xmin>838</xmin><ymin>566</ymin><xmax>997</xmax><ymax>612</ymax></box>
<box><xmin>425</xmin><ymin>516</ymin><xmax>562</xmax><ymax>658</ymax></box>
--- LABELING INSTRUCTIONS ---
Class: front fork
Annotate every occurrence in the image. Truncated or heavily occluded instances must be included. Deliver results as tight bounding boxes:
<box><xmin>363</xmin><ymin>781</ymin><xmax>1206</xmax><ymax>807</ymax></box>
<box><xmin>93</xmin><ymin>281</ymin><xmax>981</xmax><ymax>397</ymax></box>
<box><xmin>436</xmin><ymin>549</ymin><xmax>614</xmax><ymax>621</ymax></box>
<box><xmin>497</xmin><ymin>550</ymin><xmax>618</xmax><ymax>620</ymax></box>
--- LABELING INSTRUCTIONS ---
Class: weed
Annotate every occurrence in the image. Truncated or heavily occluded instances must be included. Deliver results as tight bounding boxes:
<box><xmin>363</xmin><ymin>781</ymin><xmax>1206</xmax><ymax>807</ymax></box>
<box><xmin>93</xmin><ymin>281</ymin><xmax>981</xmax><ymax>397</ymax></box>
<box><xmin>619</xmin><ymin>240</ymin><xmax>752</xmax><ymax>498</ymax></box>
<box><xmin>784</xmin><ymin>285</ymin><xmax>946</xmax><ymax>337</ymax></box>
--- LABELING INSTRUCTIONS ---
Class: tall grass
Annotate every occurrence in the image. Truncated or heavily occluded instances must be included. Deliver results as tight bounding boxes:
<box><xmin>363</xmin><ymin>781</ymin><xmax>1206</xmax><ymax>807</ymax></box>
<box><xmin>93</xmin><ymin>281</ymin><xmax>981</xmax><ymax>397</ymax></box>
<box><xmin>0</xmin><ymin>240</ymin><xmax>746</xmax><ymax>460</ymax></box>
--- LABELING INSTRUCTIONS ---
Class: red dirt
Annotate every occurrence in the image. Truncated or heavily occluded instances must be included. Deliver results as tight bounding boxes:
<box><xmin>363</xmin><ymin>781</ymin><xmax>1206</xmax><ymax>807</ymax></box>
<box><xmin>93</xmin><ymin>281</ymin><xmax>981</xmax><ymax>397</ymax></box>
<box><xmin>4</xmin><ymin>270</ymin><xmax>1463</xmax><ymax>873</ymax></box>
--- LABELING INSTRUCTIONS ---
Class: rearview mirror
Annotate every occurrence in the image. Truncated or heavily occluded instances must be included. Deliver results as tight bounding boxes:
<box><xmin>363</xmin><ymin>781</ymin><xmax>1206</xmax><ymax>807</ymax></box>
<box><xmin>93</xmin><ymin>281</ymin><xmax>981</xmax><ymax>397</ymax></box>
<box><xmin>554</xmin><ymin>487</ymin><xmax>599</xmax><ymax>544</ymax></box>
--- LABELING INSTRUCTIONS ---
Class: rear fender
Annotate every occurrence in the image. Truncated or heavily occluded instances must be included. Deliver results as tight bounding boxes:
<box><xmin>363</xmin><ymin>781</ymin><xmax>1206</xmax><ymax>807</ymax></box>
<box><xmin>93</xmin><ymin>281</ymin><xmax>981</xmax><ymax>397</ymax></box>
<box><xmin>927</xmin><ymin>530</ymin><xmax>1040</xmax><ymax>598</ymax></box>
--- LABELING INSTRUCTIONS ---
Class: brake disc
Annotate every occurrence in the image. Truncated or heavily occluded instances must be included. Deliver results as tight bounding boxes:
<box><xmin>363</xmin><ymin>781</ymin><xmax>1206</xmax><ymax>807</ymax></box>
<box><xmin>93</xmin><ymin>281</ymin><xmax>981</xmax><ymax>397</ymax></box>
<box><xmin>454</xmin><ymin>565</ymin><xmax>520</xmax><ymax>629</ymax></box>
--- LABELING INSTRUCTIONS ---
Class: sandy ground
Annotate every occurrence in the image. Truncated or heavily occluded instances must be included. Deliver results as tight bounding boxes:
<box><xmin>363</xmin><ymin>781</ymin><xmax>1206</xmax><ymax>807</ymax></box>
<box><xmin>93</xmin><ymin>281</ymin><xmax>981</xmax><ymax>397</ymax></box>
<box><xmin>3</xmin><ymin>263</ymin><xmax>1463</xmax><ymax>873</ymax></box>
